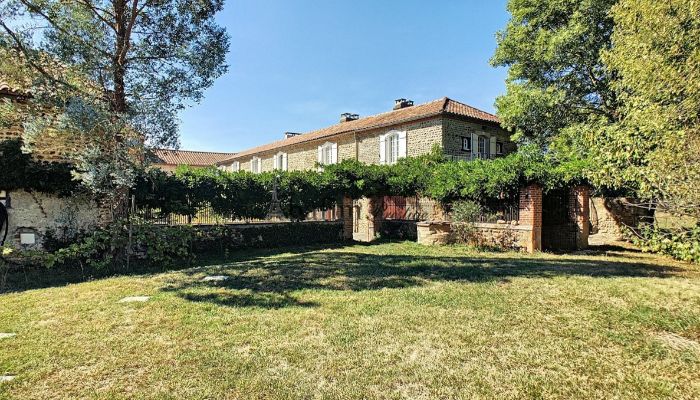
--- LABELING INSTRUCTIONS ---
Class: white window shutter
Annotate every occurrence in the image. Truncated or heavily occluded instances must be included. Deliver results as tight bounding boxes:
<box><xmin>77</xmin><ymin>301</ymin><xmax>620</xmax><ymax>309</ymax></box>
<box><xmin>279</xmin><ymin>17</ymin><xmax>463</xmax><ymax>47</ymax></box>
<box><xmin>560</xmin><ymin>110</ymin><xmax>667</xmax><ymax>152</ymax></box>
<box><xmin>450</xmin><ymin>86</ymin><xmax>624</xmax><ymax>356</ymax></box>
<box><xmin>489</xmin><ymin>137</ymin><xmax>497</xmax><ymax>157</ymax></box>
<box><xmin>318</xmin><ymin>145</ymin><xmax>323</xmax><ymax>164</ymax></box>
<box><xmin>398</xmin><ymin>131</ymin><xmax>407</xmax><ymax>159</ymax></box>
<box><xmin>331</xmin><ymin>143</ymin><xmax>338</xmax><ymax>164</ymax></box>
<box><xmin>379</xmin><ymin>134</ymin><xmax>387</xmax><ymax>164</ymax></box>
<box><xmin>283</xmin><ymin>153</ymin><xmax>288</xmax><ymax>170</ymax></box>
<box><xmin>471</xmin><ymin>133</ymin><xmax>478</xmax><ymax>157</ymax></box>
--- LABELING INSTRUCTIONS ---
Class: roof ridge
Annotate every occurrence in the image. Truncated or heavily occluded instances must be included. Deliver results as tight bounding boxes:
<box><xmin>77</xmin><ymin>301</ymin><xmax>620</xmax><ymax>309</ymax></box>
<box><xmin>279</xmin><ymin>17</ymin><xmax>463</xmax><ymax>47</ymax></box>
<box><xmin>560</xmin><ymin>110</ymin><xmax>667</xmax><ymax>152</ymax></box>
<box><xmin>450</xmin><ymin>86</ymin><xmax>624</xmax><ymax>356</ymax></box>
<box><xmin>154</xmin><ymin>148</ymin><xmax>236</xmax><ymax>155</ymax></box>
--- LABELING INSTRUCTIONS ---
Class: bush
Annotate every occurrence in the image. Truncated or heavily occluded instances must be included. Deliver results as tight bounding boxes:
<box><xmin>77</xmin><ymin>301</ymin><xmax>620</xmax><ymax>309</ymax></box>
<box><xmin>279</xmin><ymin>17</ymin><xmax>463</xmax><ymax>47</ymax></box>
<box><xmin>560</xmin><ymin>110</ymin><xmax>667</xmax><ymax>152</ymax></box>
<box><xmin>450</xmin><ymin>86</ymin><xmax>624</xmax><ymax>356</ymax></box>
<box><xmin>450</xmin><ymin>200</ymin><xmax>482</xmax><ymax>244</ymax></box>
<box><xmin>631</xmin><ymin>224</ymin><xmax>700</xmax><ymax>264</ymax></box>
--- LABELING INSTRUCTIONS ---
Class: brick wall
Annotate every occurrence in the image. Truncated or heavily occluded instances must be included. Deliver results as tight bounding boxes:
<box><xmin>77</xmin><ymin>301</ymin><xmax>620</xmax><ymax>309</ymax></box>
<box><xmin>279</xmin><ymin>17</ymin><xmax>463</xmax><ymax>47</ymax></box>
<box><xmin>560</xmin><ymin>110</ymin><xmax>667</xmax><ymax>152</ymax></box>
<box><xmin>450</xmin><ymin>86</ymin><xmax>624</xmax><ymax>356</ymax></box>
<box><xmin>518</xmin><ymin>184</ymin><xmax>543</xmax><ymax>253</ymax></box>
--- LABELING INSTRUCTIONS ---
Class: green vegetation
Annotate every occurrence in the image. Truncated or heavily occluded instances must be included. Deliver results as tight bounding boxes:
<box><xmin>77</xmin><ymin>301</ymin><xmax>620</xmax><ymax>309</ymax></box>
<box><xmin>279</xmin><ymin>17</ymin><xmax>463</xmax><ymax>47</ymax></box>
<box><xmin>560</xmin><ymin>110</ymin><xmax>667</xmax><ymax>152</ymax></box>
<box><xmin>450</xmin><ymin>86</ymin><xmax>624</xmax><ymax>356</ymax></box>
<box><xmin>1</xmin><ymin>242</ymin><xmax>698</xmax><ymax>399</ymax></box>
<box><xmin>0</xmin><ymin>139</ymin><xmax>77</xmax><ymax>196</ymax></box>
<box><xmin>134</xmin><ymin>146</ymin><xmax>586</xmax><ymax>221</ymax></box>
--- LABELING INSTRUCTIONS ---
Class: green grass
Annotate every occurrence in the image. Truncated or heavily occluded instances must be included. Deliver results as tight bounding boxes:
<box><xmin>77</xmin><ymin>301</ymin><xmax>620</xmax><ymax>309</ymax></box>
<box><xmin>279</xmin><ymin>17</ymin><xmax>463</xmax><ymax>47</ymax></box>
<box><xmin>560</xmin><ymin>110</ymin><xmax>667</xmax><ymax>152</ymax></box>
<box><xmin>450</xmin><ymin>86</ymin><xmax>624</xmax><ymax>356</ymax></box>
<box><xmin>1</xmin><ymin>241</ymin><xmax>699</xmax><ymax>399</ymax></box>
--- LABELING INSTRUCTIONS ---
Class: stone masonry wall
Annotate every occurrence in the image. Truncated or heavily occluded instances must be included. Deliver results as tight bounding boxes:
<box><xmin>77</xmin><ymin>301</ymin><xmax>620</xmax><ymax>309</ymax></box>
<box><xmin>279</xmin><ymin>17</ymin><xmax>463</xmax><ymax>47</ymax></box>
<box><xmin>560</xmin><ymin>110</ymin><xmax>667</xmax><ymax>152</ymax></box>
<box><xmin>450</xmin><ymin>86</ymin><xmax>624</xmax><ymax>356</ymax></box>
<box><xmin>5</xmin><ymin>190</ymin><xmax>101</xmax><ymax>250</ymax></box>
<box><xmin>442</xmin><ymin>118</ymin><xmax>514</xmax><ymax>158</ymax></box>
<box><xmin>590</xmin><ymin>197</ymin><xmax>654</xmax><ymax>239</ymax></box>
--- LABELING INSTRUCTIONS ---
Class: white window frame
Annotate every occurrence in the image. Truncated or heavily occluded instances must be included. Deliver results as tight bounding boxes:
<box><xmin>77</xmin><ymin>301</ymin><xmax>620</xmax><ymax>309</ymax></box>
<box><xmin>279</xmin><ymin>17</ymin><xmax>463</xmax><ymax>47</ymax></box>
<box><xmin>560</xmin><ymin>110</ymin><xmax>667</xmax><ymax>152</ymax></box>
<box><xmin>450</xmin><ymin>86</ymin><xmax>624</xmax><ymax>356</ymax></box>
<box><xmin>317</xmin><ymin>142</ymin><xmax>338</xmax><ymax>166</ymax></box>
<box><xmin>496</xmin><ymin>142</ymin><xmax>504</xmax><ymax>155</ymax></box>
<box><xmin>273</xmin><ymin>151</ymin><xmax>288</xmax><ymax>171</ymax></box>
<box><xmin>380</xmin><ymin>130</ymin><xmax>406</xmax><ymax>165</ymax></box>
<box><xmin>461</xmin><ymin>136</ymin><xmax>471</xmax><ymax>152</ymax></box>
<box><xmin>478</xmin><ymin>135</ymin><xmax>488</xmax><ymax>159</ymax></box>
<box><xmin>231</xmin><ymin>161</ymin><xmax>240</xmax><ymax>172</ymax></box>
<box><xmin>251</xmin><ymin>157</ymin><xmax>261</xmax><ymax>174</ymax></box>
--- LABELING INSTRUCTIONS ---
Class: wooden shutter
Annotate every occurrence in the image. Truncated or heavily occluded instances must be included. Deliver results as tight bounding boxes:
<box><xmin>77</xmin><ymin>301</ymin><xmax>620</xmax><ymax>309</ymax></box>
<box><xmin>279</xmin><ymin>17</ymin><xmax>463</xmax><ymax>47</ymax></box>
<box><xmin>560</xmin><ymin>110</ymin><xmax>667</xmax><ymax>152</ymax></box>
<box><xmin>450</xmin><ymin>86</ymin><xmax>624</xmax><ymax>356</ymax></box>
<box><xmin>331</xmin><ymin>143</ymin><xmax>338</xmax><ymax>164</ymax></box>
<box><xmin>318</xmin><ymin>145</ymin><xmax>323</xmax><ymax>164</ymax></box>
<box><xmin>379</xmin><ymin>134</ymin><xmax>387</xmax><ymax>164</ymax></box>
<box><xmin>282</xmin><ymin>153</ymin><xmax>288</xmax><ymax>170</ymax></box>
<box><xmin>489</xmin><ymin>137</ymin><xmax>497</xmax><ymax>158</ymax></box>
<box><xmin>471</xmin><ymin>133</ymin><xmax>478</xmax><ymax>159</ymax></box>
<box><xmin>398</xmin><ymin>131</ymin><xmax>407</xmax><ymax>159</ymax></box>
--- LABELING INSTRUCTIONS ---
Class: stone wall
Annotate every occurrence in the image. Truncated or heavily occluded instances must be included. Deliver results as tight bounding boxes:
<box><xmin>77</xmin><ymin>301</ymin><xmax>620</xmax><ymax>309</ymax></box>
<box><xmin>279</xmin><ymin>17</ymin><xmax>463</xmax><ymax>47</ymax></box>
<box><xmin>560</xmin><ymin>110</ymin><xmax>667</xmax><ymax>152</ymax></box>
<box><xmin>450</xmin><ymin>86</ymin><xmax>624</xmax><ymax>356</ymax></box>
<box><xmin>4</xmin><ymin>190</ymin><xmax>101</xmax><ymax>249</ymax></box>
<box><xmin>590</xmin><ymin>197</ymin><xmax>654</xmax><ymax>239</ymax></box>
<box><xmin>442</xmin><ymin>118</ymin><xmax>514</xmax><ymax>157</ymax></box>
<box><xmin>224</xmin><ymin>116</ymin><xmax>516</xmax><ymax>173</ymax></box>
<box><xmin>416</xmin><ymin>221</ymin><xmax>532</xmax><ymax>251</ymax></box>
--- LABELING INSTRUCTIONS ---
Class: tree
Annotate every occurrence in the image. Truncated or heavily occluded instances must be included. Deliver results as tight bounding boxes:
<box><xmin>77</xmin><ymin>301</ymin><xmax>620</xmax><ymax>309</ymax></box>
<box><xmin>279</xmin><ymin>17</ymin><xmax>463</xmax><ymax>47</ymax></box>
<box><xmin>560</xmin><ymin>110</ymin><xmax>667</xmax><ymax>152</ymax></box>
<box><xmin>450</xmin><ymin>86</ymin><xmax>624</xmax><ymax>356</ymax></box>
<box><xmin>491</xmin><ymin>0</ymin><xmax>618</xmax><ymax>145</ymax></box>
<box><xmin>591</xmin><ymin>0</ymin><xmax>700</xmax><ymax>218</ymax></box>
<box><xmin>0</xmin><ymin>0</ymin><xmax>229</xmax><ymax>212</ymax></box>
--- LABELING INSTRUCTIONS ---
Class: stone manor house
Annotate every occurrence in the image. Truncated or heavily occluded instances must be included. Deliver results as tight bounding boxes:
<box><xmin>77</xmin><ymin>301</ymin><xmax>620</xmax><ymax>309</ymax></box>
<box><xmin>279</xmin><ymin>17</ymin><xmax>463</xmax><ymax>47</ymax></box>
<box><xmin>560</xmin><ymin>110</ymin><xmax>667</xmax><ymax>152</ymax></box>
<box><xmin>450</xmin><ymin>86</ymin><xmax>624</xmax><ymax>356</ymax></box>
<box><xmin>215</xmin><ymin>97</ymin><xmax>516</xmax><ymax>172</ymax></box>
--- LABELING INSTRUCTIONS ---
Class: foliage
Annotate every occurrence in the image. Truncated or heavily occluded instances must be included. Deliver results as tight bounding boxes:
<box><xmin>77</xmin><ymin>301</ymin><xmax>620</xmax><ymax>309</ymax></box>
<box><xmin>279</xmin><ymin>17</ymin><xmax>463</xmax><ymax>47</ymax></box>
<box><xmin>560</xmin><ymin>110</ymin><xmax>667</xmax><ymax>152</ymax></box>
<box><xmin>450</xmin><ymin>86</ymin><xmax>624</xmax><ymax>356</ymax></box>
<box><xmin>450</xmin><ymin>200</ymin><xmax>483</xmax><ymax>244</ymax></box>
<box><xmin>133</xmin><ymin>148</ymin><xmax>588</xmax><ymax>221</ymax></box>
<box><xmin>631</xmin><ymin>224</ymin><xmax>700</xmax><ymax>264</ymax></box>
<box><xmin>0</xmin><ymin>0</ymin><xmax>229</xmax><ymax>204</ymax></box>
<box><xmin>0</xmin><ymin>138</ymin><xmax>78</xmax><ymax>196</ymax></box>
<box><xmin>491</xmin><ymin>0</ymin><xmax>619</xmax><ymax>145</ymax></box>
<box><xmin>584</xmin><ymin>0</ymin><xmax>700</xmax><ymax>219</ymax></box>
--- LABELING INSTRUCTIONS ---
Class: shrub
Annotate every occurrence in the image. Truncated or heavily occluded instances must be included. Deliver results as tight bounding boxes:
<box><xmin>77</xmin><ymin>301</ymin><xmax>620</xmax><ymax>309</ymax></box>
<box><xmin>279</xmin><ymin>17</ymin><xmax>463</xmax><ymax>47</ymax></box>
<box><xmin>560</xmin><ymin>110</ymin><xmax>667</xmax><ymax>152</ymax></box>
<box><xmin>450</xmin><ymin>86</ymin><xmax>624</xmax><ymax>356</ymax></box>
<box><xmin>631</xmin><ymin>224</ymin><xmax>700</xmax><ymax>264</ymax></box>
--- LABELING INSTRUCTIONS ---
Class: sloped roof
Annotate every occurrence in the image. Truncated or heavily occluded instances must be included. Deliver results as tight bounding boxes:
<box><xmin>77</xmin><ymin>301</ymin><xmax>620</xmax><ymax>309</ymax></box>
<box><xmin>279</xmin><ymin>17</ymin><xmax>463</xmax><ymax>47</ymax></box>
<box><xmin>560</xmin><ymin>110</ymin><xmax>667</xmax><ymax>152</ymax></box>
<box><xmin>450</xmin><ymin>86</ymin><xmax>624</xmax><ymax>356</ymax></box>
<box><xmin>0</xmin><ymin>81</ymin><xmax>31</xmax><ymax>97</ymax></box>
<box><xmin>151</xmin><ymin>149</ymin><xmax>237</xmax><ymax>166</ymax></box>
<box><xmin>218</xmin><ymin>97</ymin><xmax>500</xmax><ymax>164</ymax></box>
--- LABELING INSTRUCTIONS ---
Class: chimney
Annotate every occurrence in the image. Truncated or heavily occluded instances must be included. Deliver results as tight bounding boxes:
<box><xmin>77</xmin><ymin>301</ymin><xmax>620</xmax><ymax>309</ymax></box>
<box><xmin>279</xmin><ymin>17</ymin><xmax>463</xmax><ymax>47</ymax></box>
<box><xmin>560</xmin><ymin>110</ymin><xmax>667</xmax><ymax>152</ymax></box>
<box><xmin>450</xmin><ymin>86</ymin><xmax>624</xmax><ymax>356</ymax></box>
<box><xmin>393</xmin><ymin>98</ymin><xmax>414</xmax><ymax>110</ymax></box>
<box><xmin>340</xmin><ymin>113</ymin><xmax>359</xmax><ymax>123</ymax></box>
<box><xmin>284</xmin><ymin>132</ymin><xmax>301</xmax><ymax>139</ymax></box>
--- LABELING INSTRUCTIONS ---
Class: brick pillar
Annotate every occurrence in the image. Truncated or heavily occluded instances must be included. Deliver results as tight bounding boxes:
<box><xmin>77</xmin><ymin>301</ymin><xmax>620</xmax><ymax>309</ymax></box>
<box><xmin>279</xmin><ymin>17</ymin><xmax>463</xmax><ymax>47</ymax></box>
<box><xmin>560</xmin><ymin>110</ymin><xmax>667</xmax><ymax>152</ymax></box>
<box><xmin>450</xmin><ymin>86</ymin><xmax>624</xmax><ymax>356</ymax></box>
<box><xmin>519</xmin><ymin>184</ymin><xmax>542</xmax><ymax>253</ymax></box>
<box><xmin>569</xmin><ymin>185</ymin><xmax>590</xmax><ymax>249</ymax></box>
<box><xmin>341</xmin><ymin>196</ymin><xmax>353</xmax><ymax>240</ymax></box>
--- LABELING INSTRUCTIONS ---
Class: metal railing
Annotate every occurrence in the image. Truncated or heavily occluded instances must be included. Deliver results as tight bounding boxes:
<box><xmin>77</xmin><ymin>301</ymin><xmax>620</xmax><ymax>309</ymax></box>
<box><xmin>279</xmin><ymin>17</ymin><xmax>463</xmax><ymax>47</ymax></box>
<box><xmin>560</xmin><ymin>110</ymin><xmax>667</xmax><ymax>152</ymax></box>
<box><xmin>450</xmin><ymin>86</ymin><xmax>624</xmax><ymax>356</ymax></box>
<box><xmin>133</xmin><ymin>205</ymin><xmax>341</xmax><ymax>226</ymax></box>
<box><xmin>444</xmin><ymin>153</ymin><xmax>503</xmax><ymax>162</ymax></box>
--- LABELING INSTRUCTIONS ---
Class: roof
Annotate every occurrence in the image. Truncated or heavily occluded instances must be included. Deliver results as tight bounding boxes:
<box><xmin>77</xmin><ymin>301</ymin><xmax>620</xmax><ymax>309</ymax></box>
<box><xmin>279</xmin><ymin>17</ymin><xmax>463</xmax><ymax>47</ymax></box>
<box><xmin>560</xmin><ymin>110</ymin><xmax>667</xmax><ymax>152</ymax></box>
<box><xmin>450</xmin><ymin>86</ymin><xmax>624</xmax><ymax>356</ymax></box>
<box><xmin>151</xmin><ymin>149</ymin><xmax>237</xmax><ymax>166</ymax></box>
<box><xmin>0</xmin><ymin>81</ymin><xmax>31</xmax><ymax>97</ymax></box>
<box><xmin>218</xmin><ymin>97</ymin><xmax>500</xmax><ymax>164</ymax></box>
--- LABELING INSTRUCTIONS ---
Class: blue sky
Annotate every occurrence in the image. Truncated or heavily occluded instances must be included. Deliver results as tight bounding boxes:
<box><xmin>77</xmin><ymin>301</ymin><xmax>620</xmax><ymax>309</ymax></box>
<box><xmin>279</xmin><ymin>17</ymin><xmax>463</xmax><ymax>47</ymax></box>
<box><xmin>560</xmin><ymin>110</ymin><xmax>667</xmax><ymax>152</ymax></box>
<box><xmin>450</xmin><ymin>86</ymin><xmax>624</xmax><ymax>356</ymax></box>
<box><xmin>178</xmin><ymin>0</ymin><xmax>510</xmax><ymax>152</ymax></box>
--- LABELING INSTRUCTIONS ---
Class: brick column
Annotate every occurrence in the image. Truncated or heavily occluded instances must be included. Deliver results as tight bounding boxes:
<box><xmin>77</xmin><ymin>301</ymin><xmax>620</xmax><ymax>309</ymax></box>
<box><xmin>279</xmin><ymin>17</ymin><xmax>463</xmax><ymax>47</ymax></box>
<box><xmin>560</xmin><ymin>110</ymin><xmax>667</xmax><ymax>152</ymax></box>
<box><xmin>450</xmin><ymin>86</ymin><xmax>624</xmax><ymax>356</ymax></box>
<box><xmin>569</xmin><ymin>185</ymin><xmax>590</xmax><ymax>249</ymax></box>
<box><xmin>341</xmin><ymin>196</ymin><xmax>353</xmax><ymax>240</ymax></box>
<box><xmin>518</xmin><ymin>184</ymin><xmax>542</xmax><ymax>253</ymax></box>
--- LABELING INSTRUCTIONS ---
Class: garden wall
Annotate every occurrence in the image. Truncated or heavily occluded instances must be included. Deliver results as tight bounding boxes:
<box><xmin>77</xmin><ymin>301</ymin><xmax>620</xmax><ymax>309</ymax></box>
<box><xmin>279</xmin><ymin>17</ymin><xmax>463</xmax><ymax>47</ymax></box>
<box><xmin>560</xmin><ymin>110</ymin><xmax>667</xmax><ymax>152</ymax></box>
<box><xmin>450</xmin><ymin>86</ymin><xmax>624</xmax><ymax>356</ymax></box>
<box><xmin>4</xmin><ymin>190</ymin><xmax>101</xmax><ymax>249</ymax></box>
<box><xmin>589</xmin><ymin>197</ymin><xmax>653</xmax><ymax>238</ymax></box>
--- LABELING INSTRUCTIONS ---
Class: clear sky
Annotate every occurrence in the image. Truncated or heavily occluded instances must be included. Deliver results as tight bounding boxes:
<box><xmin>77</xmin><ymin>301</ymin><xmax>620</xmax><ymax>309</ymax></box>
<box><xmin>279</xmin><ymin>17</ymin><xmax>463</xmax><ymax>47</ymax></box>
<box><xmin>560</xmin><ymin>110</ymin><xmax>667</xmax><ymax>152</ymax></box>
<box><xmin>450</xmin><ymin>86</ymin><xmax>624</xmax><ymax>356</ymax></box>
<box><xmin>178</xmin><ymin>0</ymin><xmax>510</xmax><ymax>152</ymax></box>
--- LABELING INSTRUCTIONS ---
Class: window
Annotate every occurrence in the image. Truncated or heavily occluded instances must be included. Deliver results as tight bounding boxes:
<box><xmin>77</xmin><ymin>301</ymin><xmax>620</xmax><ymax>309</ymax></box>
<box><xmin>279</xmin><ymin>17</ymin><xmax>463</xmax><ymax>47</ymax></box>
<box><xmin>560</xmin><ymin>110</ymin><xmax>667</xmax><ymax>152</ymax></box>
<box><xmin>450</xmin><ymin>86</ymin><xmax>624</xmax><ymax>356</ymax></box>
<box><xmin>478</xmin><ymin>136</ymin><xmax>488</xmax><ymax>158</ymax></box>
<box><xmin>274</xmin><ymin>152</ymin><xmax>287</xmax><ymax>171</ymax></box>
<box><xmin>496</xmin><ymin>142</ymin><xmax>504</xmax><ymax>155</ymax></box>
<box><xmin>380</xmin><ymin>130</ymin><xmax>406</xmax><ymax>165</ymax></box>
<box><xmin>461</xmin><ymin>137</ymin><xmax>471</xmax><ymax>151</ymax></box>
<box><xmin>318</xmin><ymin>142</ymin><xmax>337</xmax><ymax>166</ymax></box>
<box><xmin>251</xmin><ymin>157</ymin><xmax>261</xmax><ymax>173</ymax></box>
<box><xmin>232</xmin><ymin>161</ymin><xmax>240</xmax><ymax>172</ymax></box>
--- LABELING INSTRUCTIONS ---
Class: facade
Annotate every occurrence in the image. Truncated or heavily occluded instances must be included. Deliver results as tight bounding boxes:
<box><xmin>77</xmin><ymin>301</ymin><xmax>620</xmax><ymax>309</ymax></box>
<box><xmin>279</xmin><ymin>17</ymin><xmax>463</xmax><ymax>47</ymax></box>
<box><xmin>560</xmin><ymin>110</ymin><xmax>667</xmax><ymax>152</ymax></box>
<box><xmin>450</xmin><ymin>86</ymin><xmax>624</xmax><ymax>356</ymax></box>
<box><xmin>217</xmin><ymin>97</ymin><xmax>515</xmax><ymax>172</ymax></box>
<box><xmin>150</xmin><ymin>149</ymin><xmax>237</xmax><ymax>173</ymax></box>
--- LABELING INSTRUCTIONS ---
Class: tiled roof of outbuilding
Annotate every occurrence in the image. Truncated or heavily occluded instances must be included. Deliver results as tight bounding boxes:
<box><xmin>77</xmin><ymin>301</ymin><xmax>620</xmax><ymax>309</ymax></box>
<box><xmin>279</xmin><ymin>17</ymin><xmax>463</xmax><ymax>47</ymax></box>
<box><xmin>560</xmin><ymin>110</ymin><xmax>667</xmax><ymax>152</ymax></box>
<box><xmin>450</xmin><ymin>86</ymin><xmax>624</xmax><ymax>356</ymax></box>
<box><xmin>218</xmin><ymin>97</ymin><xmax>500</xmax><ymax>164</ymax></box>
<box><xmin>151</xmin><ymin>149</ymin><xmax>237</xmax><ymax>167</ymax></box>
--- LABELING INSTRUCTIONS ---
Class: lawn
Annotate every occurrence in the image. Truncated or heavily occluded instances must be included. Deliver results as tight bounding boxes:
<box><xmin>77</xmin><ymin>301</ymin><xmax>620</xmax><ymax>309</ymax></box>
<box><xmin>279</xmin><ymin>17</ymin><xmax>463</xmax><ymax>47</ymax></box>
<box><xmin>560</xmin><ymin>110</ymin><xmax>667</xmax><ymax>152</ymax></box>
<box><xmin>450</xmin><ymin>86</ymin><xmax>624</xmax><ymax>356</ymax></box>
<box><xmin>1</xmin><ymin>241</ymin><xmax>699</xmax><ymax>399</ymax></box>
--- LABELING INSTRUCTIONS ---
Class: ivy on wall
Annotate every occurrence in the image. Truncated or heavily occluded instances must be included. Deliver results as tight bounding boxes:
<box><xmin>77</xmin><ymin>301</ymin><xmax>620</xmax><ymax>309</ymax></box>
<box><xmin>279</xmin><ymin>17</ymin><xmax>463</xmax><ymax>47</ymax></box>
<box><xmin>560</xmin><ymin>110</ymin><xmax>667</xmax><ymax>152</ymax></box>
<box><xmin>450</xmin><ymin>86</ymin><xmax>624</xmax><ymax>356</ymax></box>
<box><xmin>0</xmin><ymin>139</ymin><xmax>78</xmax><ymax>196</ymax></box>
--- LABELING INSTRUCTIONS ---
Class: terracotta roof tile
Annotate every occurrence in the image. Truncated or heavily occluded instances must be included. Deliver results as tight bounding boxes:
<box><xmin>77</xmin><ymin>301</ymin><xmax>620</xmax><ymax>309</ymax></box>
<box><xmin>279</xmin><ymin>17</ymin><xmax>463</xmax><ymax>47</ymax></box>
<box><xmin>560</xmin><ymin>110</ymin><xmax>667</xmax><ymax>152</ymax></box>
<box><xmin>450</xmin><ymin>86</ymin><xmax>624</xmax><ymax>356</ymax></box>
<box><xmin>151</xmin><ymin>149</ymin><xmax>237</xmax><ymax>166</ymax></box>
<box><xmin>218</xmin><ymin>97</ymin><xmax>499</xmax><ymax>164</ymax></box>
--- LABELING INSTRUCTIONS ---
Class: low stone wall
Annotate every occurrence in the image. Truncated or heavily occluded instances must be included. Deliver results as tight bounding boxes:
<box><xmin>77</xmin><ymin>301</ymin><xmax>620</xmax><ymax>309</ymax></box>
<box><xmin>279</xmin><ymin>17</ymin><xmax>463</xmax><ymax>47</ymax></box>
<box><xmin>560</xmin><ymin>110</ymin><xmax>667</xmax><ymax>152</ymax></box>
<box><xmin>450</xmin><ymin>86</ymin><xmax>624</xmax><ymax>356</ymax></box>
<box><xmin>590</xmin><ymin>197</ymin><xmax>653</xmax><ymax>239</ymax></box>
<box><xmin>417</xmin><ymin>221</ymin><xmax>533</xmax><ymax>251</ymax></box>
<box><xmin>4</xmin><ymin>190</ymin><xmax>101</xmax><ymax>249</ymax></box>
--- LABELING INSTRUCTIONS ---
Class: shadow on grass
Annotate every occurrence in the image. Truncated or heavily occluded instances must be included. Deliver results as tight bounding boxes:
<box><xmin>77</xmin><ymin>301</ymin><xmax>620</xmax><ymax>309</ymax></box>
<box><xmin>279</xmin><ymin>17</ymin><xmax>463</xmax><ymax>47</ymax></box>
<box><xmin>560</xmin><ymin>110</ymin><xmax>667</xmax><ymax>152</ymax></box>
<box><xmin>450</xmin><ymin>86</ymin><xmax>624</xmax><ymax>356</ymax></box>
<box><xmin>160</xmin><ymin>243</ymin><xmax>685</xmax><ymax>309</ymax></box>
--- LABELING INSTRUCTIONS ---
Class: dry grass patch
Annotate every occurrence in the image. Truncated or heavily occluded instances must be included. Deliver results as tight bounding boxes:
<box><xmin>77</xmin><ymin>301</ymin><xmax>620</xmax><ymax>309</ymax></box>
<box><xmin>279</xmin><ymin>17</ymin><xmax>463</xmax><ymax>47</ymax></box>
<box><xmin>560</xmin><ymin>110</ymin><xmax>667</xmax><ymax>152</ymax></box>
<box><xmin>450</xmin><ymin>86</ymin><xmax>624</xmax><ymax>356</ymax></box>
<box><xmin>1</xmin><ymin>241</ymin><xmax>699</xmax><ymax>399</ymax></box>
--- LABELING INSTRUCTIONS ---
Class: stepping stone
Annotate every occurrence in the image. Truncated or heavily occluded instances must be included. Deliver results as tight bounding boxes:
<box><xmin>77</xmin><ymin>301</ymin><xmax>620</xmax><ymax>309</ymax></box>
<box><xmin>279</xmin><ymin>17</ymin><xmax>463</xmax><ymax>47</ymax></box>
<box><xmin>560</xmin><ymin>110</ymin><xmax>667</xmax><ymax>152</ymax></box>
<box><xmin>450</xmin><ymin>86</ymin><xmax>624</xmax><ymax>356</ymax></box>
<box><xmin>0</xmin><ymin>333</ymin><xmax>16</xmax><ymax>339</ymax></box>
<box><xmin>0</xmin><ymin>375</ymin><xmax>15</xmax><ymax>383</ymax></box>
<box><xmin>118</xmin><ymin>296</ymin><xmax>150</xmax><ymax>303</ymax></box>
<box><xmin>202</xmin><ymin>275</ymin><xmax>229</xmax><ymax>282</ymax></box>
